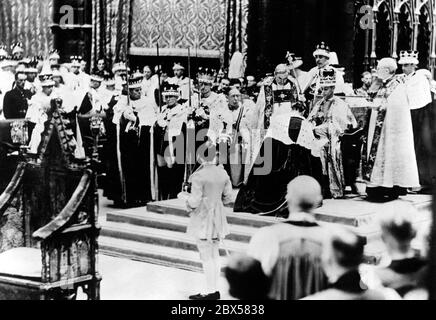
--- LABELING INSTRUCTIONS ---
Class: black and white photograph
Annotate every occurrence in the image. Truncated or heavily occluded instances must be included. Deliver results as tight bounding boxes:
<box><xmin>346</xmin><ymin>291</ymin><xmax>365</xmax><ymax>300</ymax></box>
<box><xmin>0</xmin><ymin>0</ymin><xmax>435</xmax><ymax>304</ymax></box>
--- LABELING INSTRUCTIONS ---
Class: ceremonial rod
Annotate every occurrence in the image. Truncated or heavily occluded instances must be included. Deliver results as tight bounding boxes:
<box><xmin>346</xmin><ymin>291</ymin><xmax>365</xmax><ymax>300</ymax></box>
<box><xmin>286</xmin><ymin>52</ymin><xmax>303</xmax><ymax>96</ymax></box>
<box><xmin>156</xmin><ymin>42</ymin><xmax>163</xmax><ymax>113</ymax></box>
<box><xmin>183</xmin><ymin>47</ymin><xmax>193</xmax><ymax>191</ymax></box>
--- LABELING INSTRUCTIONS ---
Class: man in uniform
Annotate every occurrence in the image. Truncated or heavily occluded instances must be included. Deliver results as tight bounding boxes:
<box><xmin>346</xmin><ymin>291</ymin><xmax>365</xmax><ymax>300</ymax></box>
<box><xmin>3</xmin><ymin>71</ymin><xmax>33</xmax><ymax>119</ymax></box>
<box><xmin>354</xmin><ymin>71</ymin><xmax>373</xmax><ymax>97</ymax></box>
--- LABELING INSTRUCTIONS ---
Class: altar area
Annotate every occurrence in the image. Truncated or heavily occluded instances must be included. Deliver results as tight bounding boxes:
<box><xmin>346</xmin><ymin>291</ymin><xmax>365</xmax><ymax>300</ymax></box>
<box><xmin>99</xmin><ymin>192</ymin><xmax>433</xmax><ymax>272</ymax></box>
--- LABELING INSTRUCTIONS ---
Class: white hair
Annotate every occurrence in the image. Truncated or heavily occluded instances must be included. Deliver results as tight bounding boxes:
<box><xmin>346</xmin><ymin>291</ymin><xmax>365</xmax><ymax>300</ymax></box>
<box><xmin>275</xmin><ymin>64</ymin><xmax>289</xmax><ymax>74</ymax></box>
<box><xmin>378</xmin><ymin>58</ymin><xmax>398</xmax><ymax>74</ymax></box>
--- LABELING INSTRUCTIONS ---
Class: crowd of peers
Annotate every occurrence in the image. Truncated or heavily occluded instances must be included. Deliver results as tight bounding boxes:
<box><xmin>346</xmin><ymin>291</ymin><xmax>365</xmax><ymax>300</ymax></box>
<box><xmin>0</xmin><ymin>41</ymin><xmax>265</xmax><ymax>208</ymax></box>
<box><xmin>1</xmin><ymin>41</ymin><xmax>431</xmax><ymax>209</ymax></box>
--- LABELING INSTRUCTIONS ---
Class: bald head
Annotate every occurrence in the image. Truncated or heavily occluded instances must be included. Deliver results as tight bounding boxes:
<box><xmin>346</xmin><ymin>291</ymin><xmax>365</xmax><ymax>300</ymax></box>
<box><xmin>377</xmin><ymin>58</ymin><xmax>397</xmax><ymax>80</ymax></box>
<box><xmin>286</xmin><ymin>176</ymin><xmax>323</xmax><ymax>214</ymax></box>
<box><xmin>275</xmin><ymin>64</ymin><xmax>289</xmax><ymax>75</ymax></box>
<box><xmin>228</xmin><ymin>88</ymin><xmax>241</xmax><ymax>96</ymax></box>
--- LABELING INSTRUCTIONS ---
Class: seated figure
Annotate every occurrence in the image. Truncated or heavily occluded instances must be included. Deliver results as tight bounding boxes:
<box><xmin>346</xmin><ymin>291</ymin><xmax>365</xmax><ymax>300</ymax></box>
<box><xmin>234</xmin><ymin>102</ymin><xmax>322</xmax><ymax>216</ymax></box>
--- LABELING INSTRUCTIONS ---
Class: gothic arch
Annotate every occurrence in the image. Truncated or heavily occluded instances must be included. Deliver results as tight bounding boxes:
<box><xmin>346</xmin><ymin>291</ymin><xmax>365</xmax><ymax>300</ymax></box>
<box><xmin>397</xmin><ymin>2</ymin><xmax>414</xmax><ymax>54</ymax></box>
<box><xmin>417</xmin><ymin>3</ymin><xmax>431</xmax><ymax>67</ymax></box>
<box><xmin>375</xmin><ymin>1</ymin><xmax>393</xmax><ymax>59</ymax></box>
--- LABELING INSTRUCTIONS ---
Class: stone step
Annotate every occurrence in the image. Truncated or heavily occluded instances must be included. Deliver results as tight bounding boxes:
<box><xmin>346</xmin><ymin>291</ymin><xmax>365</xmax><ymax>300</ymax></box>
<box><xmin>147</xmin><ymin>195</ymin><xmax>432</xmax><ymax>230</ymax></box>
<box><xmin>101</xmin><ymin>194</ymin><xmax>432</xmax><ymax>272</ymax></box>
<box><xmin>107</xmin><ymin>199</ymin><xmax>430</xmax><ymax>250</ymax></box>
<box><xmin>99</xmin><ymin>233</ymin><xmax>385</xmax><ymax>276</ymax></box>
<box><xmin>101</xmin><ymin>221</ymin><xmax>248</xmax><ymax>256</ymax></box>
<box><xmin>313</xmin><ymin>195</ymin><xmax>432</xmax><ymax>227</ymax></box>
<box><xmin>106</xmin><ymin>210</ymin><xmax>257</xmax><ymax>243</ymax></box>
<box><xmin>147</xmin><ymin>199</ymin><xmax>278</xmax><ymax>228</ymax></box>
<box><xmin>99</xmin><ymin>236</ymin><xmax>227</xmax><ymax>273</ymax></box>
<box><xmin>106</xmin><ymin>208</ymin><xmax>378</xmax><ymax>245</ymax></box>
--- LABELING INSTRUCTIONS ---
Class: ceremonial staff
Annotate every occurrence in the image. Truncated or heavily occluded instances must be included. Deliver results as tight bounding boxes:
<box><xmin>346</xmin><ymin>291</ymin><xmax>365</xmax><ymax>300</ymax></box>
<box><xmin>286</xmin><ymin>52</ymin><xmax>303</xmax><ymax>96</ymax></box>
<box><xmin>156</xmin><ymin>43</ymin><xmax>163</xmax><ymax>113</ymax></box>
<box><xmin>183</xmin><ymin>47</ymin><xmax>195</xmax><ymax>193</ymax></box>
<box><xmin>115</xmin><ymin>40</ymin><xmax>131</xmax><ymax>205</ymax></box>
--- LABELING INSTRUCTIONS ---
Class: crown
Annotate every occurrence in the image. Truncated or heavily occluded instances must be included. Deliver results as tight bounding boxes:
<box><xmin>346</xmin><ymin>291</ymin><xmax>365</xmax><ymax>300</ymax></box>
<box><xmin>0</xmin><ymin>44</ymin><xmax>8</xmax><ymax>58</ymax></box>
<box><xmin>197</xmin><ymin>67</ymin><xmax>216</xmax><ymax>84</ymax></box>
<box><xmin>128</xmin><ymin>73</ymin><xmax>143</xmax><ymax>89</ymax></box>
<box><xmin>398</xmin><ymin>50</ymin><xmax>419</xmax><ymax>65</ymax></box>
<box><xmin>316</xmin><ymin>42</ymin><xmax>330</xmax><ymax>51</ymax></box>
<box><xmin>313</xmin><ymin>41</ymin><xmax>331</xmax><ymax>58</ymax></box>
<box><xmin>319</xmin><ymin>67</ymin><xmax>336</xmax><ymax>87</ymax></box>
<box><xmin>90</xmin><ymin>73</ymin><xmax>104</xmax><ymax>82</ymax></box>
<box><xmin>112</xmin><ymin>61</ymin><xmax>128</xmax><ymax>73</ymax></box>
<box><xmin>70</xmin><ymin>55</ymin><xmax>83</xmax><ymax>67</ymax></box>
<box><xmin>49</xmin><ymin>49</ymin><xmax>60</xmax><ymax>60</ymax></box>
<box><xmin>173</xmin><ymin>62</ymin><xmax>185</xmax><ymax>70</ymax></box>
<box><xmin>11</xmin><ymin>42</ymin><xmax>24</xmax><ymax>52</ymax></box>
<box><xmin>132</xmin><ymin>69</ymin><xmax>143</xmax><ymax>78</ymax></box>
<box><xmin>39</xmin><ymin>74</ymin><xmax>55</xmax><ymax>87</ymax></box>
<box><xmin>163</xmin><ymin>83</ymin><xmax>180</xmax><ymax>97</ymax></box>
<box><xmin>28</xmin><ymin>56</ymin><xmax>39</xmax><ymax>66</ymax></box>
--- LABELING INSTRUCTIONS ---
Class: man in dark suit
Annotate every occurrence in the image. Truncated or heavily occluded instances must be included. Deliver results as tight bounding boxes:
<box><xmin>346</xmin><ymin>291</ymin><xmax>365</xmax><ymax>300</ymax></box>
<box><xmin>3</xmin><ymin>72</ymin><xmax>33</xmax><ymax>119</ymax></box>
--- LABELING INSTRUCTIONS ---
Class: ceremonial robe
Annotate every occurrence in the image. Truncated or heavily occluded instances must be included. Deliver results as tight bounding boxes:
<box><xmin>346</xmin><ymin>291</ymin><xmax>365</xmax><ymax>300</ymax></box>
<box><xmin>308</xmin><ymin>96</ymin><xmax>357</xmax><ymax>198</ymax></box>
<box><xmin>361</xmin><ymin>75</ymin><xmax>420</xmax><ymax>190</ymax></box>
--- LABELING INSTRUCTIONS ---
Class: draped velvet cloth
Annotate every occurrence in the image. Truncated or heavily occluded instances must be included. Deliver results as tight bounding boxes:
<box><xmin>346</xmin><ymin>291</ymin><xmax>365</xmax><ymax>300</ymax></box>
<box><xmin>0</xmin><ymin>0</ymin><xmax>53</xmax><ymax>57</ymax></box>
<box><xmin>91</xmin><ymin>0</ymin><xmax>131</xmax><ymax>70</ymax></box>
<box><xmin>224</xmin><ymin>0</ymin><xmax>249</xmax><ymax>68</ymax></box>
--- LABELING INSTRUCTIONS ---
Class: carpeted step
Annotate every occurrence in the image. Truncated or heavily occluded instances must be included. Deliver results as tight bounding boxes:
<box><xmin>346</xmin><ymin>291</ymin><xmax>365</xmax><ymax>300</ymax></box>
<box><xmin>99</xmin><ymin>236</ymin><xmax>229</xmax><ymax>273</ymax></box>
<box><xmin>101</xmin><ymin>221</ymin><xmax>248</xmax><ymax>256</ymax></box>
<box><xmin>106</xmin><ymin>210</ymin><xmax>256</xmax><ymax>243</ymax></box>
<box><xmin>146</xmin><ymin>199</ymin><xmax>279</xmax><ymax>228</ymax></box>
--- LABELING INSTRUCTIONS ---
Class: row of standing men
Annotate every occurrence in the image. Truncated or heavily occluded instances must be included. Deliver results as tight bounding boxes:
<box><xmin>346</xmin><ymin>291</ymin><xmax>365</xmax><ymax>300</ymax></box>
<box><xmin>0</xmin><ymin>41</ymin><xmax>433</xmax><ymax>211</ymax></box>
